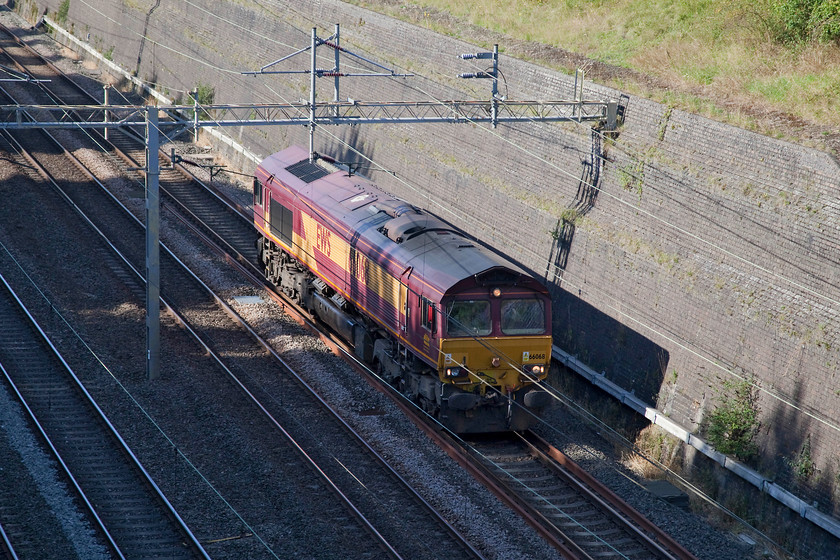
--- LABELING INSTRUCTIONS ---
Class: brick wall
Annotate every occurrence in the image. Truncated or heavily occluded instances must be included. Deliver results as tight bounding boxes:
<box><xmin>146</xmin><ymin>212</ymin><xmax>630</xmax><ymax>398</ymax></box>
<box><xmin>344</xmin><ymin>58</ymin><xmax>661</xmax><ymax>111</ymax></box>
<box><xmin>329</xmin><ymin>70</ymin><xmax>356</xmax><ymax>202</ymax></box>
<box><xmin>26</xmin><ymin>0</ymin><xmax>840</xmax><ymax>514</ymax></box>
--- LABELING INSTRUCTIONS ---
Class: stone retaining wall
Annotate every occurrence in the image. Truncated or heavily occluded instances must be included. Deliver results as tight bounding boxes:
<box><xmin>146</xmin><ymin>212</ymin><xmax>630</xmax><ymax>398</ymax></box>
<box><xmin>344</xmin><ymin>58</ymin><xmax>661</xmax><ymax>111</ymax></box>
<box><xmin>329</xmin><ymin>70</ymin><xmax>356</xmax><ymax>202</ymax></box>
<box><xmin>20</xmin><ymin>0</ymin><xmax>840</xmax><ymax>518</ymax></box>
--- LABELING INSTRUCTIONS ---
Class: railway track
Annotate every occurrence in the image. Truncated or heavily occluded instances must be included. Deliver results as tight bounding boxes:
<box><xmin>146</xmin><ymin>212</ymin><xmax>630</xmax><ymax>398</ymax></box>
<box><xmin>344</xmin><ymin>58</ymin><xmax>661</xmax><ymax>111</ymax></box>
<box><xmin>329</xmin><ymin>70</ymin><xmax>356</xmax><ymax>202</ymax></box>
<box><xmin>0</xmin><ymin>266</ymin><xmax>207</xmax><ymax>559</ymax></box>
<box><xmin>0</xmin><ymin>24</ymin><xmax>487</xmax><ymax>560</ymax></box>
<box><xmin>0</xmin><ymin>17</ymin><xmax>711</xmax><ymax>560</ymax></box>
<box><xmin>463</xmin><ymin>432</ymin><xmax>696</xmax><ymax>559</ymax></box>
<box><xmin>325</xmin><ymin>339</ymin><xmax>698</xmax><ymax>560</ymax></box>
<box><xmin>96</xmin><ymin>130</ymin><xmax>485</xmax><ymax>560</ymax></box>
<box><xmin>143</xmin><ymin>118</ymin><xmax>699</xmax><ymax>559</ymax></box>
<box><xmin>103</xmin><ymin>106</ymin><xmax>698</xmax><ymax>558</ymax></box>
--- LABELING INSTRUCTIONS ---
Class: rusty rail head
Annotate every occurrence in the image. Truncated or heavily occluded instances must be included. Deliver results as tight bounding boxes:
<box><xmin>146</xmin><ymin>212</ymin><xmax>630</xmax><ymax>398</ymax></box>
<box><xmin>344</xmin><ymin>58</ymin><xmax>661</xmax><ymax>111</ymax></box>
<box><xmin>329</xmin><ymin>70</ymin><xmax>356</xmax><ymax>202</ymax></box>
<box><xmin>523</xmin><ymin>431</ymin><xmax>699</xmax><ymax>560</ymax></box>
<box><xmin>389</xmin><ymin>414</ymin><xmax>586</xmax><ymax>559</ymax></box>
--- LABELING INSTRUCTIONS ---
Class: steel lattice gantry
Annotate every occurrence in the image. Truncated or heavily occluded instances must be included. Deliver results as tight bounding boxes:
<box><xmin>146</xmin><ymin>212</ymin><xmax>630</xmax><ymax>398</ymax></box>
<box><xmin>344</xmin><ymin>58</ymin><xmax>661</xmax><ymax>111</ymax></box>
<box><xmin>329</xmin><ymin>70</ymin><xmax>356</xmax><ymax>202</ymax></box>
<box><xmin>0</xmin><ymin>22</ymin><xmax>623</xmax><ymax>382</ymax></box>
<box><xmin>0</xmin><ymin>96</ymin><xmax>617</xmax><ymax>380</ymax></box>
<box><xmin>0</xmin><ymin>99</ymin><xmax>616</xmax><ymax>130</ymax></box>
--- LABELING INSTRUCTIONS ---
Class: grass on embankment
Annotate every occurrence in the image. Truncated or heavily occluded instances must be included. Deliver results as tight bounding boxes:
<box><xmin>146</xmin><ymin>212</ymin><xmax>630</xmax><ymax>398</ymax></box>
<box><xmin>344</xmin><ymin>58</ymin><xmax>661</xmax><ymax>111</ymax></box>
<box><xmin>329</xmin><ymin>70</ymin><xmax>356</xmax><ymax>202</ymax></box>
<box><xmin>353</xmin><ymin>0</ymin><xmax>840</xmax><ymax>146</ymax></box>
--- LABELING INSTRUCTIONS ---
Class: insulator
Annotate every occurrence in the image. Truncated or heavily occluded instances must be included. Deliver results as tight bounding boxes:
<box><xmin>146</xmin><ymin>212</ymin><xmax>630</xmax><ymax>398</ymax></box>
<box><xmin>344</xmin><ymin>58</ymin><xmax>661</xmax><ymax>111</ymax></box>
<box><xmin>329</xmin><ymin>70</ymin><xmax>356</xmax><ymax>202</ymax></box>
<box><xmin>459</xmin><ymin>52</ymin><xmax>494</xmax><ymax>60</ymax></box>
<box><xmin>321</xmin><ymin>40</ymin><xmax>347</xmax><ymax>52</ymax></box>
<box><xmin>458</xmin><ymin>72</ymin><xmax>493</xmax><ymax>79</ymax></box>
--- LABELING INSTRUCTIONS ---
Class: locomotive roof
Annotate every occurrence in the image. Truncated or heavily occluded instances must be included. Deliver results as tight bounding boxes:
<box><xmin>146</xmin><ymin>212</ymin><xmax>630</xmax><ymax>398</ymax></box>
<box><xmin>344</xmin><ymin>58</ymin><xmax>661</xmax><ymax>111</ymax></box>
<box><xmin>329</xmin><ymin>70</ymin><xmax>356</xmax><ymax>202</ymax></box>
<box><xmin>259</xmin><ymin>146</ymin><xmax>540</xmax><ymax>298</ymax></box>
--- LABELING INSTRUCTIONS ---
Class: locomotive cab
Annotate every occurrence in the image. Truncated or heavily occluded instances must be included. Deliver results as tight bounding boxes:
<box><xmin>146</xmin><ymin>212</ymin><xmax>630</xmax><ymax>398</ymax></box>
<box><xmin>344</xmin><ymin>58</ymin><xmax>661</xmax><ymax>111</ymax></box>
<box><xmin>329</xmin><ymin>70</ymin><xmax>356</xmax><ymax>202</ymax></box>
<box><xmin>434</xmin><ymin>269</ymin><xmax>553</xmax><ymax>432</ymax></box>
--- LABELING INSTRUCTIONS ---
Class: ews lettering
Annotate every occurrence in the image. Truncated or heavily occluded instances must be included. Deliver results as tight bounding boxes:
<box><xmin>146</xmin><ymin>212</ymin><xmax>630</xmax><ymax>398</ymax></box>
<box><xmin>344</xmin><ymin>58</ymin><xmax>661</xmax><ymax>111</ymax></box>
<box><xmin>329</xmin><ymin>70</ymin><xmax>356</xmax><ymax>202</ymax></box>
<box><xmin>316</xmin><ymin>224</ymin><xmax>331</xmax><ymax>257</ymax></box>
<box><xmin>350</xmin><ymin>250</ymin><xmax>368</xmax><ymax>284</ymax></box>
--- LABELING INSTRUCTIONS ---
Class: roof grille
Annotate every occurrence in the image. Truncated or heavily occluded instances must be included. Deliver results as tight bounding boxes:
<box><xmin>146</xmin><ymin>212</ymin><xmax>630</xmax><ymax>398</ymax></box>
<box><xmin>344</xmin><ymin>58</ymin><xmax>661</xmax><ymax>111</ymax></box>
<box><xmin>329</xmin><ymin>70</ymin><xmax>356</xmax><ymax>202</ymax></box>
<box><xmin>285</xmin><ymin>160</ymin><xmax>330</xmax><ymax>183</ymax></box>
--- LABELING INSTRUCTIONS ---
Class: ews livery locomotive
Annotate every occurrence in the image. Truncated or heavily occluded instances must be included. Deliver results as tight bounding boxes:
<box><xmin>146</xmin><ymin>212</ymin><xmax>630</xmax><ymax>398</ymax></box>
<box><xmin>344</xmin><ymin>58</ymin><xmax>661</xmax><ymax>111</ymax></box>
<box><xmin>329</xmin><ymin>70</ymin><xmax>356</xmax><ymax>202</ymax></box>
<box><xmin>254</xmin><ymin>146</ymin><xmax>552</xmax><ymax>432</ymax></box>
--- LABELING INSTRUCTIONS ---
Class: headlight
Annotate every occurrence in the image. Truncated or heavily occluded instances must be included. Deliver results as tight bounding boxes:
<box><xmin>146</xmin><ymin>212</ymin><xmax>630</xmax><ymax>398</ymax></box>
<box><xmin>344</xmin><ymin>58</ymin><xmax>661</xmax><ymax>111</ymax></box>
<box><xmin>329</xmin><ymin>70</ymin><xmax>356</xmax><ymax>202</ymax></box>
<box><xmin>445</xmin><ymin>367</ymin><xmax>464</xmax><ymax>378</ymax></box>
<box><xmin>526</xmin><ymin>364</ymin><xmax>545</xmax><ymax>375</ymax></box>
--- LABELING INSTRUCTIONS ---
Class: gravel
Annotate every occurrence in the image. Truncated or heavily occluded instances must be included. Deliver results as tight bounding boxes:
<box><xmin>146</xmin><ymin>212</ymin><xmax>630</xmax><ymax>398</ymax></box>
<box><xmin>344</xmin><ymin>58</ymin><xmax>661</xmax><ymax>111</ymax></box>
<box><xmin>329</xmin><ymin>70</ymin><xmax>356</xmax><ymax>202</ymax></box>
<box><xmin>0</xmin><ymin>6</ymin><xmax>777</xmax><ymax>560</ymax></box>
<box><xmin>0</xmin><ymin>384</ymin><xmax>110</xmax><ymax>560</ymax></box>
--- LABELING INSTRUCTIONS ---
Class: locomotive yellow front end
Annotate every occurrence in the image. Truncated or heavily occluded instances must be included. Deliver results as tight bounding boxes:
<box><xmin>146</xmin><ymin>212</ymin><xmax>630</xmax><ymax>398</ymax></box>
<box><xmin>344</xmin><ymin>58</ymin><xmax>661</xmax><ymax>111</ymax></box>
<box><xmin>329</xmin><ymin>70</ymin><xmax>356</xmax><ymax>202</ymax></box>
<box><xmin>436</xmin><ymin>291</ymin><xmax>553</xmax><ymax>433</ymax></box>
<box><xmin>438</xmin><ymin>336</ymin><xmax>551</xmax><ymax>394</ymax></box>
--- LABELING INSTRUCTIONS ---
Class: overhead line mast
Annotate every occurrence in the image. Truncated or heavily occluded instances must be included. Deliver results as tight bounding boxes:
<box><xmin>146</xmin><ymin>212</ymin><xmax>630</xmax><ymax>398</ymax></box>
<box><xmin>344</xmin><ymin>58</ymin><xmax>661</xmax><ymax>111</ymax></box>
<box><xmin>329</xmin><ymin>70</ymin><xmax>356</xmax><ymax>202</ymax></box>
<box><xmin>242</xmin><ymin>24</ymin><xmax>414</xmax><ymax>160</ymax></box>
<box><xmin>240</xmin><ymin>26</ymin><xmax>618</xmax><ymax>160</ymax></box>
<box><xmin>1</xmin><ymin>24</ymin><xmax>621</xmax><ymax>381</ymax></box>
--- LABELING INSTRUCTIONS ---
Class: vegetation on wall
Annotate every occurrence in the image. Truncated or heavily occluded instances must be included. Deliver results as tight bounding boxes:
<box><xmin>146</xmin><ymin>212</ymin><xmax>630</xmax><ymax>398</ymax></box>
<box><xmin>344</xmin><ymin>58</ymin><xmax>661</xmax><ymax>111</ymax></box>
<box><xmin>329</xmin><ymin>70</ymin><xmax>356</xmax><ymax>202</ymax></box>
<box><xmin>789</xmin><ymin>434</ymin><xmax>817</xmax><ymax>481</ymax></box>
<box><xmin>704</xmin><ymin>376</ymin><xmax>761</xmax><ymax>462</ymax></box>
<box><xmin>55</xmin><ymin>0</ymin><xmax>70</xmax><ymax>25</ymax></box>
<box><xmin>191</xmin><ymin>83</ymin><xmax>215</xmax><ymax>120</ymax></box>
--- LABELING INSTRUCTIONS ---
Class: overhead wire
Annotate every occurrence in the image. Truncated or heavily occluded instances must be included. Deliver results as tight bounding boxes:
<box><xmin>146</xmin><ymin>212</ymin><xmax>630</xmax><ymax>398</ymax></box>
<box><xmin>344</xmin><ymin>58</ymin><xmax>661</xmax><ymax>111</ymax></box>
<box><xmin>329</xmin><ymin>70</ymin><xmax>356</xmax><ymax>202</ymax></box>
<box><xmin>310</xmin><ymin>17</ymin><xmax>840</xmax><ymax>310</ymax></box>
<box><xmin>0</xmin><ymin>195</ymin><xmax>280</xmax><ymax>559</ymax></box>
<box><xmin>146</xmin><ymin>0</ymin><xmax>840</xmax><ymax>440</ymax></box>
<box><xmin>129</xmin><ymin>12</ymin><xmax>832</xmax><ymax>557</ymax></box>
<box><xmin>53</xmin><ymin>10</ymin><xmax>813</xmax><ymax>557</ymax></box>
<box><xmin>94</xmin><ymin>0</ymin><xmax>840</xmax><ymax>449</ymax></box>
<box><xmin>5</xmin><ymin>2</ymin><xmax>627</xmax><ymax>552</ymax></box>
<box><xmin>74</xmin><ymin>0</ymin><xmax>839</xmax><ymax>295</ymax></box>
<box><xmin>211</xmin><ymin>17</ymin><xmax>840</xmax><ymax>551</ymax></box>
<box><xmin>331</xmin><ymin>35</ymin><xmax>840</xmax><ymax>427</ymax></box>
<box><xmin>53</xmin><ymin>4</ymin><xmax>834</xmax><ymax>548</ymax></box>
<box><xmin>238</xmin><ymin>68</ymin><xmax>793</xmax><ymax>550</ymax></box>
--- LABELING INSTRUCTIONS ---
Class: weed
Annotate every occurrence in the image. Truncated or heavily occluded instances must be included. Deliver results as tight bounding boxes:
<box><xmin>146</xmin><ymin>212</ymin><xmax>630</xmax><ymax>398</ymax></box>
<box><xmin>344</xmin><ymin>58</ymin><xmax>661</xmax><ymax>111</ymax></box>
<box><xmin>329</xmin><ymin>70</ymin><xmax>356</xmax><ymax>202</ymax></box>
<box><xmin>56</xmin><ymin>0</ymin><xmax>70</xmax><ymax>25</ymax></box>
<box><xmin>625</xmin><ymin>425</ymin><xmax>682</xmax><ymax>478</ymax></box>
<box><xmin>789</xmin><ymin>434</ymin><xmax>817</xmax><ymax>481</ymax></box>
<box><xmin>194</xmin><ymin>82</ymin><xmax>215</xmax><ymax>105</ymax></box>
<box><xmin>619</xmin><ymin>159</ymin><xmax>644</xmax><ymax>200</ymax></box>
<box><xmin>657</xmin><ymin>105</ymin><xmax>673</xmax><ymax>142</ymax></box>
<box><xmin>560</xmin><ymin>207</ymin><xmax>580</xmax><ymax>225</ymax></box>
<box><xmin>704</xmin><ymin>375</ymin><xmax>761</xmax><ymax>462</ymax></box>
<box><xmin>187</xmin><ymin>83</ymin><xmax>216</xmax><ymax>121</ymax></box>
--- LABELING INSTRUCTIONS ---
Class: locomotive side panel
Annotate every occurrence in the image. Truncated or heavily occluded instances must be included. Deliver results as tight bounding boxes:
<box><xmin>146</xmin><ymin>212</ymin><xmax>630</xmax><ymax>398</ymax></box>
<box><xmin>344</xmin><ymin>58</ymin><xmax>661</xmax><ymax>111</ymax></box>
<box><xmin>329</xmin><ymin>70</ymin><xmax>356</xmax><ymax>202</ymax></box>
<box><xmin>258</xmin><ymin>172</ymin><xmax>409</xmax><ymax>341</ymax></box>
<box><xmin>354</xmin><ymin>251</ymin><xmax>404</xmax><ymax>334</ymax></box>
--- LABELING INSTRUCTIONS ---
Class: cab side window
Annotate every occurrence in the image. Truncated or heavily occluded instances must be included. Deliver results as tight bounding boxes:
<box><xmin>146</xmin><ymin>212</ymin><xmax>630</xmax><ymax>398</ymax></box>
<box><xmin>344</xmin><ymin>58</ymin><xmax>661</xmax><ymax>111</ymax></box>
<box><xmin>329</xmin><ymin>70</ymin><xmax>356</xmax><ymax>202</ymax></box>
<box><xmin>421</xmin><ymin>297</ymin><xmax>436</xmax><ymax>332</ymax></box>
<box><xmin>253</xmin><ymin>178</ymin><xmax>263</xmax><ymax>206</ymax></box>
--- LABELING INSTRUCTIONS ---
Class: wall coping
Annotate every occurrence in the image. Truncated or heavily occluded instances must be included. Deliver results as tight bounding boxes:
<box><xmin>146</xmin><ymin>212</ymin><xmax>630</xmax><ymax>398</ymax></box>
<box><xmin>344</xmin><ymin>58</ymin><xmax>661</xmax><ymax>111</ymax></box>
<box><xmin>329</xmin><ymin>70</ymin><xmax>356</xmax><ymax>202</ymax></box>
<box><xmin>553</xmin><ymin>345</ymin><xmax>840</xmax><ymax>540</ymax></box>
<box><xmin>42</xmin><ymin>10</ymin><xmax>840</xmax><ymax>544</ymax></box>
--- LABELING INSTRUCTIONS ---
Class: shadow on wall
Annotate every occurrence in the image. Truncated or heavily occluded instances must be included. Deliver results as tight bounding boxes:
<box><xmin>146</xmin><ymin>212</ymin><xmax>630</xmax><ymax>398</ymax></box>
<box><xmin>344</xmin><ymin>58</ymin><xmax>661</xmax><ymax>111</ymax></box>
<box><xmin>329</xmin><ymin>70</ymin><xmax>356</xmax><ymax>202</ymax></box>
<box><xmin>546</xmin><ymin>129</ymin><xmax>601</xmax><ymax>284</ymax></box>
<box><xmin>324</xmin><ymin>126</ymin><xmax>374</xmax><ymax>175</ymax></box>
<box><xmin>543</xmin><ymin>128</ymin><xmax>669</xmax><ymax>400</ymax></box>
<box><xmin>135</xmin><ymin>1</ymin><xmax>162</xmax><ymax>77</ymax></box>
<box><xmin>762</xmin><ymin>381</ymin><xmax>840</xmax><ymax>517</ymax></box>
<box><xmin>552</xmin><ymin>285</ymin><xmax>669</xmax><ymax>404</ymax></box>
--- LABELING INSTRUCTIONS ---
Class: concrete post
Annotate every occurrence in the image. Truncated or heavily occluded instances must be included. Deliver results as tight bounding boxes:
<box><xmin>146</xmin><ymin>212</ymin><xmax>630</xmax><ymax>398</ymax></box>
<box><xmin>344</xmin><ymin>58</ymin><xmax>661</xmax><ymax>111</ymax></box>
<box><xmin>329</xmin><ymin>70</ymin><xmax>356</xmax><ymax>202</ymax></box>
<box><xmin>145</xmin><ymin>106</ymin><xmax>160</xmax><ymax>381</ymax></box>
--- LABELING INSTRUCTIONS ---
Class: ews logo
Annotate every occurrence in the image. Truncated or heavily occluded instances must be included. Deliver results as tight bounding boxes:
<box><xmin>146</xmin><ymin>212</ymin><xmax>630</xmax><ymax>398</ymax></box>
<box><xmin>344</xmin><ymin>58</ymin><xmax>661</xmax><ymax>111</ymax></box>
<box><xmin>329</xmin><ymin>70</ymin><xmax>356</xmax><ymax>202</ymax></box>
<box><xmin>316</xmin><ymin>224</ymin><xmax>331</xmax><ymax>257</ymax></box>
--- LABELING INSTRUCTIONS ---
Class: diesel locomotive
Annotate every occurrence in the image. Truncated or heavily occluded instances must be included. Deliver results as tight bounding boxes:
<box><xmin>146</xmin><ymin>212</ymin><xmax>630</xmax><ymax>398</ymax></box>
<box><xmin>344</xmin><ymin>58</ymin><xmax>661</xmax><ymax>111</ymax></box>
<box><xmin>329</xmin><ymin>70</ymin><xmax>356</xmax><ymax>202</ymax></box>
<box><xmin>253</xmin><ymin>145</ymin><xmax>552</xmax><ymax>433</ymax></box>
